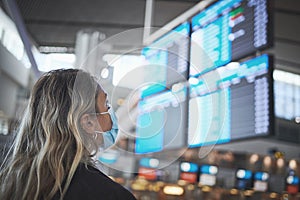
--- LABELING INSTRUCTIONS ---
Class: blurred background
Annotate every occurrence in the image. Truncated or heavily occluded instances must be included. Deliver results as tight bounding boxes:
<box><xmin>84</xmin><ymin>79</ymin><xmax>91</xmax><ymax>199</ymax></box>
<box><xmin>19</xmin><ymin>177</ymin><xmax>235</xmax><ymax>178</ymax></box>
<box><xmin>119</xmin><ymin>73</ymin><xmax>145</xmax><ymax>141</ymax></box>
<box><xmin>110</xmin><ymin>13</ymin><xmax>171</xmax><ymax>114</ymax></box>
<box><xmin>0</xmin><ymin>0</ymin><xmax>300</xmax><ymax>199</ymax></box>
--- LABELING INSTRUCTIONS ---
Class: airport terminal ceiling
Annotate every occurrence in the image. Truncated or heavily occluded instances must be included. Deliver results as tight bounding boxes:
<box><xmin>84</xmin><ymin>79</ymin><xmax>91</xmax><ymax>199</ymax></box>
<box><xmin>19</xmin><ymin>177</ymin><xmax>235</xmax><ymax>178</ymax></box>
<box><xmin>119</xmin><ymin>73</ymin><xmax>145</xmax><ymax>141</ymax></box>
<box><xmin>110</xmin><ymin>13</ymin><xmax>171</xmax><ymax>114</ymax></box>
<box><xmin>1</xmin><ymin>0</ymin><xmax>199</xmax><ymax>50</ymax></box>
<box><xmin>0</xmin><ymin>0</ymin><xmax>300</xmax><ymax>65</ymax></box>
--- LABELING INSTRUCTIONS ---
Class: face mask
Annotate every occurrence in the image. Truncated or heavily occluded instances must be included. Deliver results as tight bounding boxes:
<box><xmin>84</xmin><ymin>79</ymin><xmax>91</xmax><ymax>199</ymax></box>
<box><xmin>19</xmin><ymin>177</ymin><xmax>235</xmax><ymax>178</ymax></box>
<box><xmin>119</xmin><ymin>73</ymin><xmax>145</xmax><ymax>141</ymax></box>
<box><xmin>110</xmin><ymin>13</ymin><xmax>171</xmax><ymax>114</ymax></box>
<box><xmin>95</xmin><ymin>106</ymin><xmax>119</xmax><ymax>150</ymax></box>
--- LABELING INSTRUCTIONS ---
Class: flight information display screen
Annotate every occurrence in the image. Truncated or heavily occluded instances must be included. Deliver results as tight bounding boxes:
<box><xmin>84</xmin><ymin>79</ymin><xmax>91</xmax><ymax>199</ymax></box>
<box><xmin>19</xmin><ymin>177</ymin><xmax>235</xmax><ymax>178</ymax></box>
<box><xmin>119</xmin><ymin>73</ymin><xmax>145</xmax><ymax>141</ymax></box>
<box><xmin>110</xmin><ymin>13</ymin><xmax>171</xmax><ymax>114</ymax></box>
<box><xmin>135</xmin><ymin>83</ymin><xmax>188</xmax><ymax>154</ymax></box>
<box><xmin>188</xmin><ymin>54</ymin><xmax>273</xmax><ymax>147</ymax></box>
<box><xmin>132</xmin><ymin>0</ymin><xmax>274</xmax><ymax>153</ymax></box>
<box><xmin>142</xmin><ymin>22</ymin><xmax>190</xmax><ymax>87</ymax></box>
<box><xmin>190</xmin><ymin>0</ymin><xmax>273</xmax><ymax>76</ymax></box>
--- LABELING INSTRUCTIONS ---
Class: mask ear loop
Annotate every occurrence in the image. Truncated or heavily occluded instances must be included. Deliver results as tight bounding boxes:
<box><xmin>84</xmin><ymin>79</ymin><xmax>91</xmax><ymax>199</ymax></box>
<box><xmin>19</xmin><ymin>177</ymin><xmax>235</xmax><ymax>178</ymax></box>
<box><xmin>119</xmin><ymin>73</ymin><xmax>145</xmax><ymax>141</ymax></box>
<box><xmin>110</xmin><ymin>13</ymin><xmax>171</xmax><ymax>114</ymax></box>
<box><xmin>91</xmin><ymin>108</ymin><xmax>110</xmax><ymax>141</ymax></box>
<box><xmin>94</xmin><ymin>131</ymin><xmax>108</xmax><ymax>153</ymax></box>
<box><xmin>93</xmin><ymin>132</ymin><xmax>98</xmax><ymax>140</ymax></box>
<box><xmin>97</xmin><ymin>111</ymin><xmax>109</xmax><ymax>115</ymax></box>
<box><xmin>94</xmin><ymin>130</ymin><xmax>105</xmax><ymax>140</ymax></box>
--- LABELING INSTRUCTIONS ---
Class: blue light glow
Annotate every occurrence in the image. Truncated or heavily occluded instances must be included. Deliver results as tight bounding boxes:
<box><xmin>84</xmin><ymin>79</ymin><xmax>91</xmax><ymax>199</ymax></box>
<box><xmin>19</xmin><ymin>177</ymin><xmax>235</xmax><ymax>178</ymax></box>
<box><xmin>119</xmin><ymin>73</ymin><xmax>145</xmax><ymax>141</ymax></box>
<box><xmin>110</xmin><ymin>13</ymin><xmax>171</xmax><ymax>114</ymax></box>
<box><xmin>254</xmin><ymin>172</ymin><xmax>269</xmax><ymax>181</ymax></box>
<box><xmin>200</xmin><ymin>165</ymin><xmax>218</xmax><ymax>175</ymax></box>
<box><xmin>139</xmin><ymin>158</ymin><xmax>160</xmax><ymax>168</ymax></box>
<box><xmin>236</xmin><ymin>169</ymin><xmax>252</xmax><ymax>180</ymax></box>
<box><xmin>180</xmin><ymin>162</ymin><xmax>199</xmax><ymax>173</ymax></box>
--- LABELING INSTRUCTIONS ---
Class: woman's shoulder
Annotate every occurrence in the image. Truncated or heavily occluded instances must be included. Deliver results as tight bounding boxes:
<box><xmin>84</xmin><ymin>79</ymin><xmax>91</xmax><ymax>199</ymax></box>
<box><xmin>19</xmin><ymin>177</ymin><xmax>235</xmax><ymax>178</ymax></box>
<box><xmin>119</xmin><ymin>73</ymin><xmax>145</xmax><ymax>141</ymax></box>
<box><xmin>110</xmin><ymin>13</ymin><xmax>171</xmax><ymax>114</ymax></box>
<box><xmin>64</xmin><ymin>163</ymin><xmax>136</xmax><ymax>200</ymax></box>
<box><xmin>74</xmin><ymin>163</ymin><xmax>111</xmax><ymax>183</ymax></box>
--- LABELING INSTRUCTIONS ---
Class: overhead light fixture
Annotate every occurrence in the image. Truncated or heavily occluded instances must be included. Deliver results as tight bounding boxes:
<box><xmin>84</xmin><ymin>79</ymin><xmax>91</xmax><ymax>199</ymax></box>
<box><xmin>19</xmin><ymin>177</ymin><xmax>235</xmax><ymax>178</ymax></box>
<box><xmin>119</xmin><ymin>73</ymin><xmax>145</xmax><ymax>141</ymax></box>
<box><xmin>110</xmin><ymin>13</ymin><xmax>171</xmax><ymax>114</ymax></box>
<box><xmin>249</xmin><ymin>154</ymin><xmax>259</xmax><ymax>164</ymax></box>
<box><xmin>38</xmin><ymin>46</ymin><xmax>73</xmax><ymax>53</ymax></box>
<box><xmin>100</xmin><ymin>67</ymin><xmax>110</xmax><ymax>79</ymax></box>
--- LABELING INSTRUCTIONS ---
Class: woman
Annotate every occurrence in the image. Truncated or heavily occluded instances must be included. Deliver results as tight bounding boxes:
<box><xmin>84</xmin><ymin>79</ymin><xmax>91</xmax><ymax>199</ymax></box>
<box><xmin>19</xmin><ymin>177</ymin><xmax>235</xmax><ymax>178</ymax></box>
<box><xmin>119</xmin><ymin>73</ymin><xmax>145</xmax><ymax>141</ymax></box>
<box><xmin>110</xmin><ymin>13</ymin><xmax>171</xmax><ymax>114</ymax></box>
<box><xmin>0</xmin><ymin>69</ymin><xmax>136</xmax><ymax>200</ymax></box>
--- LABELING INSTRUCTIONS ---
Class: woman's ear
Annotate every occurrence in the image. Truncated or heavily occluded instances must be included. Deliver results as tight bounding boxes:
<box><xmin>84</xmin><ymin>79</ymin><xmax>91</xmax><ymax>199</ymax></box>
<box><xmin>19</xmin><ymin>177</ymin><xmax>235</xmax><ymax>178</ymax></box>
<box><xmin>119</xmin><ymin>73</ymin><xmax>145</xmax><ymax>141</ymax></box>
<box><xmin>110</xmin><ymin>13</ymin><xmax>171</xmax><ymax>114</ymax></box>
<box><xmin>80</xmin><ymin>114</ymin><xmax>97</xmax><ymax>134</ymax></box>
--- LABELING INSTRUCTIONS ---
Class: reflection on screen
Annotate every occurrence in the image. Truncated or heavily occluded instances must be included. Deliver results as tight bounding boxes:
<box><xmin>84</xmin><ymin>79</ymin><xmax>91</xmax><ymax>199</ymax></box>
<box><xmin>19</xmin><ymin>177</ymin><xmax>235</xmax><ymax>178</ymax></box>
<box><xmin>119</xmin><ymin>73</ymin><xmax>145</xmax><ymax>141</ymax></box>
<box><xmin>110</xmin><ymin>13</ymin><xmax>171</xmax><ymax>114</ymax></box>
<box><xmin>189</xmin><ymin>89</ymin><xmax>230</xmax><ymax>147</ymax></box>
<box><xmin>273</xmin><ymin>70</ymin><xmax>300</xmax><ymax>120</ymax></box>
<box><xmin>142</xmin><ymin>22</ymin><xmax>190</xmax><ymax>87</ymax></box>
<box><xmin>135</xmin><ymin>83</ymin><xmax>188</xmax><ymax>154</ymax></box>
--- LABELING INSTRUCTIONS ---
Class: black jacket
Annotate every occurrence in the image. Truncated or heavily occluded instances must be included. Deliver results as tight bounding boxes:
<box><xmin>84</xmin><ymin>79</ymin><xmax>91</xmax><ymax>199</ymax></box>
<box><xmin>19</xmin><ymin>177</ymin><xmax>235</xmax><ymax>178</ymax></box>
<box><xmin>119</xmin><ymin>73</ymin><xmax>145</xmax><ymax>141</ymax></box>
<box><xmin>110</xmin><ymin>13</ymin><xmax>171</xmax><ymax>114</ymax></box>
<box><xmin>58</xmin><ymin>163</ymin><xmax>136</xmax><ymax>200</ymax></box>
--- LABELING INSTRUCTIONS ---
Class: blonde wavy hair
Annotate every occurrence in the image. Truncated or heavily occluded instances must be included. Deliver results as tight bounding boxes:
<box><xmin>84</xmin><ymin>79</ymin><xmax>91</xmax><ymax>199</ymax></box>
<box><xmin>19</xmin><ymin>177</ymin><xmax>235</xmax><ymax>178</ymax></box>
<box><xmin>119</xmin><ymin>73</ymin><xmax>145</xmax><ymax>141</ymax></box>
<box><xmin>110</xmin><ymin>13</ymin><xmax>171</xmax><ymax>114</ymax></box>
<box><xmin>0</xmin><ymin>69</ymin><xmax>101</xmax><ymax>200</ymax></box>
